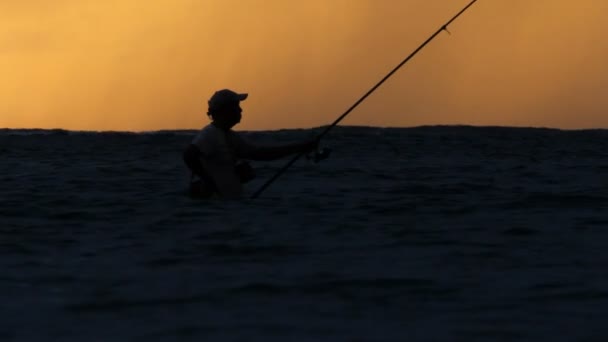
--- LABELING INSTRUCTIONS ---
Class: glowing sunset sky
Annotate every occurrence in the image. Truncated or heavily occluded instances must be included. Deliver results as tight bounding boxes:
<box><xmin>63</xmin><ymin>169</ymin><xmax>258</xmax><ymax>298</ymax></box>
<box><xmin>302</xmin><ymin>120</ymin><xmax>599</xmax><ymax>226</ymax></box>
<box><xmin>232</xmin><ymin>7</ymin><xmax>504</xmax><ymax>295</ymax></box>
<box><xmin>1</xmin><ymin>0</ymin><xmax>607</xmax><ymax>131</ymax></box>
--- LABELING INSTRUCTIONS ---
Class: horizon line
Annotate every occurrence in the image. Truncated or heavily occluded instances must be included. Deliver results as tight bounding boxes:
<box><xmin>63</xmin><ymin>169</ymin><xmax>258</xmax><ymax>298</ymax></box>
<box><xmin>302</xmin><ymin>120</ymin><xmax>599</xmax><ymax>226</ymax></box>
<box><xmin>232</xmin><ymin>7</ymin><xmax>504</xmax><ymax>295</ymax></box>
<box><xmin>2</xmin><ymin>124</ymin><xmax>607</xmax><ymax>134</ymax></box>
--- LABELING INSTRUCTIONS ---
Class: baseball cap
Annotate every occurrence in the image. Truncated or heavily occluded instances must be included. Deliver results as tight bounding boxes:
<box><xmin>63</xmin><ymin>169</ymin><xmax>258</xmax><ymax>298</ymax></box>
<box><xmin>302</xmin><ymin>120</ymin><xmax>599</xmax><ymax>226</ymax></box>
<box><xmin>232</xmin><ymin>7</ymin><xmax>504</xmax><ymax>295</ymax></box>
<box><xmin>208</xmin><ymin>89</ymin><xmax>248</xmax><ymax>111</ymax></box>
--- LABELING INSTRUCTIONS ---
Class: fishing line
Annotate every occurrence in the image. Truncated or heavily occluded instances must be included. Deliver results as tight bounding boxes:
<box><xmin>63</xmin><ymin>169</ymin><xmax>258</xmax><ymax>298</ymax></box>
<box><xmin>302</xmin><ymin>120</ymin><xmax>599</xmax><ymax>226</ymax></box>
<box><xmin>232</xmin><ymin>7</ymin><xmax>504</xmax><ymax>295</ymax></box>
<box><xmin>252</xmin><ymin>0</ymin><xmax>479</xmax><ymax>199</ymax></box>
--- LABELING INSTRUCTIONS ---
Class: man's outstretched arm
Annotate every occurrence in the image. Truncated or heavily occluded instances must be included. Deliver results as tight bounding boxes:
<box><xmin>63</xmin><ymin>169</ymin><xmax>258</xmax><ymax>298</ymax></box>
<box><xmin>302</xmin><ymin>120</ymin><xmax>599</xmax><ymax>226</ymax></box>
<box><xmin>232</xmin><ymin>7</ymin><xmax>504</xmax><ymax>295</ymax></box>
<box><xmin>242</xmin><ymin>140</ymin><xmax>317</xmax><ymax>161</ymax></box>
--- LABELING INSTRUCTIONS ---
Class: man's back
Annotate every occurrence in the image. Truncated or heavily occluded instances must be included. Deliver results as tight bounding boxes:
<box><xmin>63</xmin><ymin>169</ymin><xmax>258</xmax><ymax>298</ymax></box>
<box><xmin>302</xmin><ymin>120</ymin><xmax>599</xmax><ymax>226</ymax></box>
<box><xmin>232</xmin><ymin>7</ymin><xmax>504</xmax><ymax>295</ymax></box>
<box><xmin>190</xmin><ymin>124</ymin><xmax>243</xmax><ymax>198</ymax></box>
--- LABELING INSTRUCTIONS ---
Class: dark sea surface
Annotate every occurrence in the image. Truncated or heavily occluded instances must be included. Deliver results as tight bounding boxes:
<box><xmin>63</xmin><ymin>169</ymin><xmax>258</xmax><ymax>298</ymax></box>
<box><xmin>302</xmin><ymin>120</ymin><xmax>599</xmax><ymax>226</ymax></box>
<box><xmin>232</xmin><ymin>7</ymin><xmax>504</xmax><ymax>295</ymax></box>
<box><xmin>1</xmin><ymin>125</ymin><xmax>607</xmax><ymax>341</ymax></box>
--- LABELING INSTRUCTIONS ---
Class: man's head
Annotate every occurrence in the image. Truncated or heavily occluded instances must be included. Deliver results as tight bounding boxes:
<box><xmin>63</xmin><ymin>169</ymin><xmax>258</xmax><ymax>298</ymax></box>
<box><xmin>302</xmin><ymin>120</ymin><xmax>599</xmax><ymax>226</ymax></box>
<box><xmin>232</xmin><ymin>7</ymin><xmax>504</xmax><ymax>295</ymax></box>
<box><xmin>207</xmin><ymin>89</ymin><xmax>248</xmax><ymax>129</ymax></box>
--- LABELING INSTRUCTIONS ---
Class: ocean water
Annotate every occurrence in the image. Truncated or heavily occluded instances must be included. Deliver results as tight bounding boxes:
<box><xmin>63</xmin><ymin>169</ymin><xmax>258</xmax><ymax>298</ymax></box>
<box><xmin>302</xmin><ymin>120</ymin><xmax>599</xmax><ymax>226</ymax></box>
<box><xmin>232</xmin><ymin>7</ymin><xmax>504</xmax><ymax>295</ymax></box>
<box><xmin>1</xmin><ymin>125</ymin><xmax>607</xmax><ymax>341</ymax></box>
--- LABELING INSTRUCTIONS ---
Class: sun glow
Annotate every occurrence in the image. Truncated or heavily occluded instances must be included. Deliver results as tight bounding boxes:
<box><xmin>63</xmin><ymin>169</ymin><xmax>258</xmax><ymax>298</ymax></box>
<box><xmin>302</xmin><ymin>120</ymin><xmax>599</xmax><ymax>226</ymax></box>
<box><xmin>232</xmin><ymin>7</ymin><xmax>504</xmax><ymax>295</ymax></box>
<box><xmin>2</xmin><ymin>0</ymin><xmax>607</xmax><ymax>131</ymax></box>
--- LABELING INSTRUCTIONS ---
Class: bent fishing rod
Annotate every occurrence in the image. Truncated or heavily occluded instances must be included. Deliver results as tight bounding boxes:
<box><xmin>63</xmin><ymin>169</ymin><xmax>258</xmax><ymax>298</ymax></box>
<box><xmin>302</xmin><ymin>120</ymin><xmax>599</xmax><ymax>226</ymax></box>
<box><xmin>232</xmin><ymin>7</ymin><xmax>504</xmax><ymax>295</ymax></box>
<box><xmin>251</xmin><ymin>0</ymin><xmax>479</xmax><ymax>199</ymax></box>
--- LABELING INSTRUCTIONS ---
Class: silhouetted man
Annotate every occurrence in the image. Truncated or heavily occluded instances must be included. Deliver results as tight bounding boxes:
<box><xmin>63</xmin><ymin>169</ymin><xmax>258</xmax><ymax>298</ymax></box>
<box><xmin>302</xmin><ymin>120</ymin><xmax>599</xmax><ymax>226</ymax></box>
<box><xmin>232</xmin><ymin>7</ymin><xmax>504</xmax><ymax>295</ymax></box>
<box><xmin>184</xmin><ymin>89</ymin><xmax>316</xmax><ymax>198</ymax></box>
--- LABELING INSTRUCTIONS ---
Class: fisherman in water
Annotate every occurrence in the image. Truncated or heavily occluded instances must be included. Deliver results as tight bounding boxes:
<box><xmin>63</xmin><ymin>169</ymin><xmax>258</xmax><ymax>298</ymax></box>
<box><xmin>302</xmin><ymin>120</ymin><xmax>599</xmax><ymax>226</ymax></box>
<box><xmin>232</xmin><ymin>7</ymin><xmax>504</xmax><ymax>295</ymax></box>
<box><xmin>184</xmin><ymin>89</ymin><xmax>317</xmax><ymax>199</ymax></box>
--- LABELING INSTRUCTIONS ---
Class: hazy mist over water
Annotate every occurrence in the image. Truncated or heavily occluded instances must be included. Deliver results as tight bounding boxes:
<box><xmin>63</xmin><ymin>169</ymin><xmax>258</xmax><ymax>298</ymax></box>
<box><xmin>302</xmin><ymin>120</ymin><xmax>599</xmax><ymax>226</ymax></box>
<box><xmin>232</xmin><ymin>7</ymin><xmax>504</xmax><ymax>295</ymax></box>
<box><xmin>3</xmin><ymin>0</ymin><xmax>608</xmax><ymax>131</ymax></box>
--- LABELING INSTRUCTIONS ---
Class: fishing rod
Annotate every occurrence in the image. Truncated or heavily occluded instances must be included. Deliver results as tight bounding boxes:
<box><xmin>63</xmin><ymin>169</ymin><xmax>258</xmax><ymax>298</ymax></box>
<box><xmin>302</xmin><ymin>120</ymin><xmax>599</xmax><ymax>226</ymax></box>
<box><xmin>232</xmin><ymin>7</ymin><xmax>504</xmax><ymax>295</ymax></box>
<box><xmin>251</xmin><ymin>0</ymin><xmax>479</xmax><ymax>199</ymax></box>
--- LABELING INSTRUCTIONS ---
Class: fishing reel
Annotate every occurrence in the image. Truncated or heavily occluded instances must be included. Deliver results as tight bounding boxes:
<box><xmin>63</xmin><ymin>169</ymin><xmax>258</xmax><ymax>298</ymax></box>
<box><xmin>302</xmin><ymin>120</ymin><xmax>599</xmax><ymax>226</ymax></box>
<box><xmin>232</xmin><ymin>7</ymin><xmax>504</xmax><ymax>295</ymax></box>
<box><xmin>306</xmin><ymin>147</ymin><xmax>332</xmax><ymax>163</ymax></box>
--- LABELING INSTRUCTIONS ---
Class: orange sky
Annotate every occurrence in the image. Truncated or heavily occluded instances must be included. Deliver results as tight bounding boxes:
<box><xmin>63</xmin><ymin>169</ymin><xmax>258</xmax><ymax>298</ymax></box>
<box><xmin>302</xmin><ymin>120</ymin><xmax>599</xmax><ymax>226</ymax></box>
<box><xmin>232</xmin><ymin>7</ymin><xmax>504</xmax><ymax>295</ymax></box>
<box><xmin>1</xmin><ymin>0</ymin><xmax>607</xmax><ymax>131</ymax></box>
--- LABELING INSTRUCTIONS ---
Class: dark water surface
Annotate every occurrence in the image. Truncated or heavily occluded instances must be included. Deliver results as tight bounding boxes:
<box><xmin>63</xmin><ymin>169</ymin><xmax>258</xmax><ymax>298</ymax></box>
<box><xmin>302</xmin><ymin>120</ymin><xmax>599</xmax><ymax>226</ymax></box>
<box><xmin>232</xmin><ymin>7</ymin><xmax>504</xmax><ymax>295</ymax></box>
<box><xmin>1</xmin><ymin>126</ymin><xmax>607</xmax><ymax>341</ymax></box>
